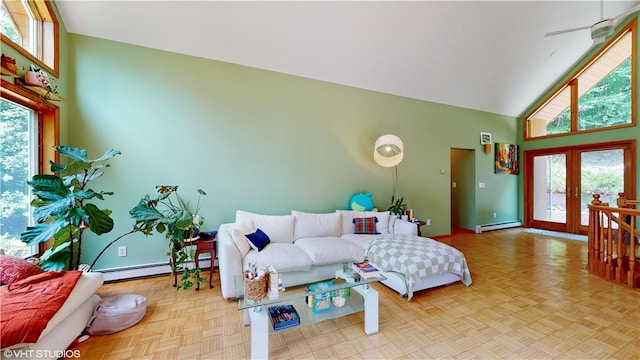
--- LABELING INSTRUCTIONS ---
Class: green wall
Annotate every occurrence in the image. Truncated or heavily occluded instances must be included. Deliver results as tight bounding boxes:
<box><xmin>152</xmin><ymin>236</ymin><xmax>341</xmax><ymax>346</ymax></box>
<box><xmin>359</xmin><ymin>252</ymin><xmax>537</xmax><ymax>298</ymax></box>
<box><xmin>517</xmin><ymin>15</ymin><xmax>640</xmax><ymax>221</ymax></box>
<box><xmin>64</xmin><ymin>34</ymin><xmax>519</xmax><ymax>270</ymax></box>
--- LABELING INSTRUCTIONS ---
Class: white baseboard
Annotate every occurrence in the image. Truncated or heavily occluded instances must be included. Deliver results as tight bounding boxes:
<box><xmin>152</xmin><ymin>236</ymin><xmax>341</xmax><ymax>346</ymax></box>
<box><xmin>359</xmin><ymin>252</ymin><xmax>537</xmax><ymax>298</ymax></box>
<box><xmin>475</xmin><ymin>221</ymin><xmax>522</xmax><ymax>234</ymax></box>
<box><xmin>95</xmin><ymin>259</ymin><xmax>216</xmax><ymax>282</ymax></box>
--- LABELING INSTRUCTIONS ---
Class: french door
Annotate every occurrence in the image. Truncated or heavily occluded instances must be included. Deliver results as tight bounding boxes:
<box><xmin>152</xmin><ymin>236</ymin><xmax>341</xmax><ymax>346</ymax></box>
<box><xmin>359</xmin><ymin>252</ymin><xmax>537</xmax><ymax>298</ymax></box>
<box><xmin>524</xmin><ymin>140</ymin><xmax>635</xmax><ymax>235</ymax></box>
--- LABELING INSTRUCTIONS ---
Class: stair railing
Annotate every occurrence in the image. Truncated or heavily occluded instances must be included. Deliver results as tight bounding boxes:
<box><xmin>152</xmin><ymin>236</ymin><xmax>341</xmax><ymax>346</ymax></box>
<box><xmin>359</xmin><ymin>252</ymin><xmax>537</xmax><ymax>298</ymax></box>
<box><xmin>587</xmin><ymin>193</ymin><xmax>639</xmax><ymax>289</ymax></box>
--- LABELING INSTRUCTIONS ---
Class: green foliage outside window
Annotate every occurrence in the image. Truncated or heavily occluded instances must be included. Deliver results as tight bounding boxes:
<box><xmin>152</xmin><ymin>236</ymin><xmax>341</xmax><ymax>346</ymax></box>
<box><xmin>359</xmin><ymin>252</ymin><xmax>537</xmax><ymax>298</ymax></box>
<box><xmin>0</xmin><ymin>100</ymin><xmax>32</xmax><ymax>258</ymax></box>
<box><xmin>547</xmin><ymin>58</ymin><xmax>631</xmax><ymax>134</ymax></box>
<box><xmin>0</xmin><ymin>3</ymin><xmax>21</xmax><ymax>45</ymax></box>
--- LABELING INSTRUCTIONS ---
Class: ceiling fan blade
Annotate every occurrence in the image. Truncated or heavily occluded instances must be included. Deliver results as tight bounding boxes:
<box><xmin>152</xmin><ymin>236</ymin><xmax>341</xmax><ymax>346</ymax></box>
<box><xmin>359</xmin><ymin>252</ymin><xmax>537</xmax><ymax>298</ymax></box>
<box><xmin>545</xmin><ymin>25</ymin><xmax>592</xmax><ymax>37</ymax></box>
<box><xmin>612</xmin><ymin>4</ymin><xmax>640</xmax><ymax>22</ymax></box>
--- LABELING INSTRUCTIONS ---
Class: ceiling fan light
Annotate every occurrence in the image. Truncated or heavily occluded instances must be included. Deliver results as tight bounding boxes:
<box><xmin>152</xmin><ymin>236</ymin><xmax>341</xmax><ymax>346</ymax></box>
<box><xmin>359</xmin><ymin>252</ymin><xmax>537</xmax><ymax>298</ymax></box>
<box><xmin>591</xmin><ymin>19</ymin><xmax>614</xmax><ymax>40</ymax></box>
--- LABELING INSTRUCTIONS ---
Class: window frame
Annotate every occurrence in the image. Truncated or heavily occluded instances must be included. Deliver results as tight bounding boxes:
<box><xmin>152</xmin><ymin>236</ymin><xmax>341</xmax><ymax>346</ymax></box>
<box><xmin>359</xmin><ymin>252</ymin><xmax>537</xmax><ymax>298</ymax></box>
<box><xmin>524</xmin><ymin>19</ymin><xmax>637</xmax><ymax>140</ymax></box>
<box><xmin>1</xmin><ymin>0</ymin><xmax>59</xmax><ymax>77</ymax></box>
<box><xmin>1</xmin><ymin>78</ymin><xmax>60</xmax><ymax>256</ymax></box>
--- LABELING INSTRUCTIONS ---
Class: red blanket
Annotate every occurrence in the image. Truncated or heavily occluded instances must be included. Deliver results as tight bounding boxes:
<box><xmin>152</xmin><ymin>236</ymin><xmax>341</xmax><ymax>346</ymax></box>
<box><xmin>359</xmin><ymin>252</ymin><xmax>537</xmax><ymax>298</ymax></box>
<box><xmin>0</xmin><ymin>270</ymin><xmax>82</xmax><ymax>348</ymax></box>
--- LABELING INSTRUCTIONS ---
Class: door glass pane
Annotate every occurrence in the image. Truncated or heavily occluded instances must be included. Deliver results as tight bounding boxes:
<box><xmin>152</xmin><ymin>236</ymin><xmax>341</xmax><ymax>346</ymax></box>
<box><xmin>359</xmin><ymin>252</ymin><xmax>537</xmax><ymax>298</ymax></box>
<box><xmin>533</xmin><ymin>154</ymin><xmax>566</xmax><ymax>223</ymax></box>
<box><xmin>0</xmin><ymin>99</ymin><xmax>37</xmax><ymax>258</ymax></box>
<box><xmin>580</xmin><ymin>149</ymin><xmax>624</xmax><ymax>226</ymax></box>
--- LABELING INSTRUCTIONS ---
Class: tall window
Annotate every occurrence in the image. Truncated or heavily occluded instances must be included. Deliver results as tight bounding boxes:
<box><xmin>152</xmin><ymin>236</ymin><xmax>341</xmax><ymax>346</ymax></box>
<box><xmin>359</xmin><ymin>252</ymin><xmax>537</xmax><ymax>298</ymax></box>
<box><xmin>525</xmin><ymin>20</ymin><xmax>636</xmax><ymax>139</ymax></box>
<box><xmin>0</xmin><ymin>98</ymin><xmax>37</xmax><ymax>258</ymax></box>
<box><xmin>0</xmin><ymin>0</ymin><xmax>59</xmax><ymax>76</ymax></box>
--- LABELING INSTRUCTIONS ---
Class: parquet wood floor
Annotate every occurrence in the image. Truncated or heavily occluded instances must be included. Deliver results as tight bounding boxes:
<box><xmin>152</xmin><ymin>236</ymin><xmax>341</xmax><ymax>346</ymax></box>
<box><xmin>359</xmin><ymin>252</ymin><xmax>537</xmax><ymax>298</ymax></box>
<box><xmin>66</xmin><ymin>228</ymin><xmax>640</xmax><ymax>359</ymax></box>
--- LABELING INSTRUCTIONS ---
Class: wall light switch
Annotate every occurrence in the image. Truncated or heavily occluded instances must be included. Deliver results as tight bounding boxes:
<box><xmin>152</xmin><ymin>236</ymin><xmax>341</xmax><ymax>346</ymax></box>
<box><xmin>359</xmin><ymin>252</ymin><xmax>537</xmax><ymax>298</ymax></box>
<box><xmin>452</xmin><ymin>182</ymin><xmax>457</xmax><ymax>188</ymax></box>
<box><xmin>118</xmin><ymin>246</ymin><xmax>127</xmax><ymax>257</ymax></box>
<box><xmin>479</xmin><ymin>182</ymin><xmax>486</xmax><ymax>188</ymax></box>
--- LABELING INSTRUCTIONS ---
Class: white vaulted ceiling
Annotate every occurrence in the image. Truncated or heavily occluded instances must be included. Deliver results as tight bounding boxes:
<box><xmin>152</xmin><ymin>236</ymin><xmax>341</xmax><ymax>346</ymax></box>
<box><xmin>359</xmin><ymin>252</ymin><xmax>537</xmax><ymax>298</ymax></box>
<box><xmin>55</xmin><ymin>0</ymin><xmax>639</xmax><ymax>117</ymax></box>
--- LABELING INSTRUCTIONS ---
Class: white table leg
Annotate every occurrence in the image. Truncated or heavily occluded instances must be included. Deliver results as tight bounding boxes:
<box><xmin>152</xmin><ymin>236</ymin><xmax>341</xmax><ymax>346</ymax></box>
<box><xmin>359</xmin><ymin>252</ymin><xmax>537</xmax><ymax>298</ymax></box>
<box><xmin>247</xmin><ymin>307</ymin><xmax>269</xmax><ymax>360</ymax></box>
<box><xmin>354</xmin><ymin>284</ymin><xmax>379</xmax><ymax>335</ymax></box>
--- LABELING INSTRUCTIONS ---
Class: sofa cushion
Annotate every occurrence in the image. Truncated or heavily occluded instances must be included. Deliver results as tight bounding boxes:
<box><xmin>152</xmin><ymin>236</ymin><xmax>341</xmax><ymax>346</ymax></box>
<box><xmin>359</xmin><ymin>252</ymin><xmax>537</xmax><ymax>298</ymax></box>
<box><xmin>246</xmin><ymin>228</ymin><xmax>270</xmax><ymax>252</ymax></box>
<box><xmin>0</xmin><ymin>255</ymin><xmax>44</xmax><ymax>285</ymax></box>
<box><xmin>243</xmin><ymin>243</ymin><xmax>312</xmax><ymax>273</ymax></box>
<box><xmin>231</xmin><ymin>220</ymin><xmax>254</xmax><ymax>257</ymax></box>
<box><xmin>337</xmin><ymin>210</ymin><xmax>392</xmax><ymax>235</ymax></box>
<box><xmin>236</xmin><ymin>210</ymin><xmax>295</xmax><ymax>243</ymax></box>
<box><xmin>295</xmin><ymin>237</ymin><xmax>365</xmax><ymax>265</ymax></box>
<box><xmin>341</xmin><ymin>233</ymin><xmax>382</xmax><ymax>251</ymax></box>
<box><xmin>291</xmin><ymin>210</ymin><xmax>341</xmax><ymax>240</ymax></box>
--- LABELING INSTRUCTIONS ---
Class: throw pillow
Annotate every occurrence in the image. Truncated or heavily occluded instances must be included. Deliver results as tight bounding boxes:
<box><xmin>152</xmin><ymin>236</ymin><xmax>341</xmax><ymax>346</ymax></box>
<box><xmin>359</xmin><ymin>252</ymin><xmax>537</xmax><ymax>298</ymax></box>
<box><xmin>0</xmin><ymin>254</ymin><xmax>44</xmax><ymax>285</ymax></box>
<box><xmin>231</xmin><ymin>220</ymin><xmax>254</xmax><ymax>257</ymax></box>
<box><xmin>353</xmin><ymin>217</ymin><xmax>380</xmax><ymax>235</ymax></box>
<box><xmin>246</xmin><ymin>228</ymin><xmax>271</xmax><ymax>252</ymax></box>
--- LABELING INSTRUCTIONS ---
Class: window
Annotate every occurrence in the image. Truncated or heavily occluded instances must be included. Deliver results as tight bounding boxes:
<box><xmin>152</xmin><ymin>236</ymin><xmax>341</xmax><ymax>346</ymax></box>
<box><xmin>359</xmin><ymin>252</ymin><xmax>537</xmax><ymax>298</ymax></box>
<box><xmin>0</xmin><ymin>83</ymin><xmax>59</xmax><ymax>258</ymax></box>
<box><xmin>525</xmin><ymin>20</ymin><xmax>636</xmax><ymax>139</ymax></box>
<box><xmin>0</xmin><ymin>0</ymin><xmax>59</xmax><ymax>76</ymax></box>
<box><xmin>0</xmin><ymin>98</ymin><xmax>37</xmax><ymax>258</ymax></box>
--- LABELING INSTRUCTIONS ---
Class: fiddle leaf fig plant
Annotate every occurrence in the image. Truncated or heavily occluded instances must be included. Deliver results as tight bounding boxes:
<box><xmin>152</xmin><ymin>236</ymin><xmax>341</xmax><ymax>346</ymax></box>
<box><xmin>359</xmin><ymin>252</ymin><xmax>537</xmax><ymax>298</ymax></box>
<box><xmin>20</xmin><ymin>146</ymin><xmax>121</xmax><ymax>270</ymax></box>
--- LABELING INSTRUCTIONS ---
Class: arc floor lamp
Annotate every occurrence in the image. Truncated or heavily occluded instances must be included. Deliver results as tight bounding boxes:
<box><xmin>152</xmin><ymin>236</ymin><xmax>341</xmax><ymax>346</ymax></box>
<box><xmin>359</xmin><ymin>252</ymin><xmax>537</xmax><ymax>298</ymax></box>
<box><xmin>373</xmin><ymin>134</ymin><xmax>404</xmax><ymax>199</ymax></box>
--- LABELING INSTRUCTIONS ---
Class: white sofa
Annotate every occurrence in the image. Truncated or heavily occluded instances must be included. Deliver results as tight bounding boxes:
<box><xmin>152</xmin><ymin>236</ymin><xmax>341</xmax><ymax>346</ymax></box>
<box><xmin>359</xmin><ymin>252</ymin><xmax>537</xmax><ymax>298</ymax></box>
<box><xmin>218</xmin><ymin>209</ymin><xmax>417</xmax><ymax>299</ymax></box>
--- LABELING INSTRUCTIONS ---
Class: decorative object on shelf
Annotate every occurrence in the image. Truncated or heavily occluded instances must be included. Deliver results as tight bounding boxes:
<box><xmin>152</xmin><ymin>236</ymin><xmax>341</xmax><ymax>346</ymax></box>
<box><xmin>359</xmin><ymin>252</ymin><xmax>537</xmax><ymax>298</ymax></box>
<box><xmin>244</xmin><ymin>264</ymin><xmax>268</xmax><ymax>301</ymax></box>
<box><xmin>268</xmin><ymin>304</ymin><xmax>300</xmax><ymax>330</ymax></box>
<box><xmin>480</xmin><ymin>132</ymin><xmax>492</xmax><ymax>154</ymax></box>
<box><xmin>495</xmin><ymin>143</ymin><xmax>519</xmax><ymax>175</ymax></box>
<box><xmin>349</xmin><ymin>192</ymin><xmax>374</xmax><ymax>211</ymax></box>
<box><xmin>1</xmin><ymin>54</ymin><xmax>17</xmax><ymax>75</ymax></box>
<box><xmin>12</xmin><ymin>64</ymin><xmax>62</xmax><ymax>101</ymax></box>
<box><xmin>306</xmin><ymin>280</ymin><xmax>334</xmax><ymax>313</ymax></box>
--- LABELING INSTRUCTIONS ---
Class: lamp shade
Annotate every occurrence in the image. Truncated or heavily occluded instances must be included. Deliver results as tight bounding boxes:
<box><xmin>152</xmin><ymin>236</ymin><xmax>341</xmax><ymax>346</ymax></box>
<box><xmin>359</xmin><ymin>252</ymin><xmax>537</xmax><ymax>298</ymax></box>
<box><xmin>374</xmin><ymin>134</ymin><xmax>403</xmax><ymax>168</ymax></box>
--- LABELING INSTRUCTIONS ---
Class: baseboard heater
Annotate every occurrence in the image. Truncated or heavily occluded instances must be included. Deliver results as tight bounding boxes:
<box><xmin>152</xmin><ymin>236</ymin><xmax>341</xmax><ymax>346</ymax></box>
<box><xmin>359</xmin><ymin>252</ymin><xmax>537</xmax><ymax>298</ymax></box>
<box><xmin>475</xmin><ymin>221</ymin><xmax>522</xmax><ymax>234</ymax></box>
<box><xmin>97</xmin><ymin>259</ymin><xmax>216</xmax><ymax>282</ymax></box>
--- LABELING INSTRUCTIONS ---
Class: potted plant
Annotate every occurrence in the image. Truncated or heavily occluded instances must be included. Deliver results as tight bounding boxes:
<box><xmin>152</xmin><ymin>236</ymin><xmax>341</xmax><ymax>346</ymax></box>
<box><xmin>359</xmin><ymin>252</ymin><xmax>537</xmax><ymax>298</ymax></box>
<box><xmin>388</xmin><ymin>195</ymin><xmax>406</xmax><ymax>218</ymax></box>
<box><xmin>129</xmin><ymin>185</ymin><xmax>207</xmax><ymax>290</ymax></box>
<box><xmin>20</xmin><ymin>145</ymin><xmax>208</xmax><ymax>291</ymax></box>
<box><xmin>20</xmin><ymin>146</ymin><xmax>121</xmax><ymax>270</ymax></box>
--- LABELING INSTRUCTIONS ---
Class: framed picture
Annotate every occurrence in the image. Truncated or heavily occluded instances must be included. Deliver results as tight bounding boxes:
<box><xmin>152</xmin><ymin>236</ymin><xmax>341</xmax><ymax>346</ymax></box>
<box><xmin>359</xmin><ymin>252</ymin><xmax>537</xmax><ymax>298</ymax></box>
<box><xmin>495</xmin><ymin>143</ymin><xmax>519</xmax><ymax>175</ymax></box>
<box><xmin>480</xmin><ymin>132</ymin><xmax>492</xmax><ymax>145</ymax></box>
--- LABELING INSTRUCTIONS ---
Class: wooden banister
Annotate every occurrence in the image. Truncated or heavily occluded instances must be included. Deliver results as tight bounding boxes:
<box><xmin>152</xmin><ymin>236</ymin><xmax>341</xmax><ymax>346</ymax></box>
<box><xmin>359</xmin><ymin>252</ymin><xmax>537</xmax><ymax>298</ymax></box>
<box><xmin>587</xmin><ymin>193</ymin><xmax>640</xmax><ymax>289</ymax></box>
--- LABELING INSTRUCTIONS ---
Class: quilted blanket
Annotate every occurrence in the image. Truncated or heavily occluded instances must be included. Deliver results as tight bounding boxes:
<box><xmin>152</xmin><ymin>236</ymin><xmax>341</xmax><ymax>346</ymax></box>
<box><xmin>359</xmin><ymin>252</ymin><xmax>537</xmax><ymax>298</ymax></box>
<box><xmin>0</xmin><ymin>270</ymin><xmax>82</xmax><ymax>348</ymax></box>
<box><xmin>365</xmin><ymin>234</ymin><xmax>472</xmax><ymax>300</ymax></box>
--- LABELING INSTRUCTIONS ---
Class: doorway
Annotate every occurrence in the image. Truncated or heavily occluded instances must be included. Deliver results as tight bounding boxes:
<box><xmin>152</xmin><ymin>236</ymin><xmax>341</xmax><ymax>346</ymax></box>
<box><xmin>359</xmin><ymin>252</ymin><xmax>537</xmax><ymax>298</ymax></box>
<box><xmin>524</xmin><ymin>140</ymin><xmax>635</xmax><ymax>234</ymax></box>
<box><xmin>451</xmin><ymin>148</ymin><xmax>476</xmax><ymax>232</ymax></box>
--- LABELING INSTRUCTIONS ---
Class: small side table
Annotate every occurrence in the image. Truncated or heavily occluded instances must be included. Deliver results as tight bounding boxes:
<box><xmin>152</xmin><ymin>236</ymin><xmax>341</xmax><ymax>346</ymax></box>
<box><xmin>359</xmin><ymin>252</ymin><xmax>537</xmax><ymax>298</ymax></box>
<box><xmin>194</xmin><ymin>236</ymin><xmax>216</xmax><ymax>290</ymax></box>
<box><xmin>413</xmin><ymin>221</ymin><xmax>426</xmax><ymax>236</ymax></box>
<box><xmin>172</xmin><ymin>234</ymin><xmax>217</xmax><ymax>290</ymax></box>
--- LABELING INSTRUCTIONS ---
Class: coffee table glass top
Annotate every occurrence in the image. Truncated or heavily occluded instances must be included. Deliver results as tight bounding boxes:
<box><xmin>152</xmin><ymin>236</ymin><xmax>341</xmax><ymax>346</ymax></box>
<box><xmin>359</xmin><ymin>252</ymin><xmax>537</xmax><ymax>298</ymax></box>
<box><xmin>234</xmin><ymin>270</ymin><xmax>386</xmax><ymax>310</ymax></box>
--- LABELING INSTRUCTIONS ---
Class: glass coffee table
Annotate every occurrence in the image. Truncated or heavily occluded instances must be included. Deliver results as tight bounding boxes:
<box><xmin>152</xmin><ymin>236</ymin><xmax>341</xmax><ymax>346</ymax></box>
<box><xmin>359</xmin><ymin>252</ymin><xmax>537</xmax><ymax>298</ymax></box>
<box><xmin>235</xmin><ymin>269</ymin><xmax>385</xmax><ymax>360</ymax></box>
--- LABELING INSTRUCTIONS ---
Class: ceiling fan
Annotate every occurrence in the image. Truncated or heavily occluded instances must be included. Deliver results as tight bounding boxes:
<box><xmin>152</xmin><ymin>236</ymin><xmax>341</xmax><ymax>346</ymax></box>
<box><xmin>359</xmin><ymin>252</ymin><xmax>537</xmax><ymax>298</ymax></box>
<box><xmin>545</xmin><ymin>1</ymin><xmax>640</xmax><ymax>44</ymax></box>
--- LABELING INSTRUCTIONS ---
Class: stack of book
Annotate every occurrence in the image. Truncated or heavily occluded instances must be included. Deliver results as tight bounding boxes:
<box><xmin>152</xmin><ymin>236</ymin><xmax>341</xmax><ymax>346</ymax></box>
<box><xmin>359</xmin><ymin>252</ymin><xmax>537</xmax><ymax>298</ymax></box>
<box><xmin>267</xmin><ymin>304</ymin><xmax>300</xmax><ymax>331</ymax></box>
<box><xmin>352</xmin><ymin>262</ymin><xmax>381</xmax><ymax>279</ymax></box>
